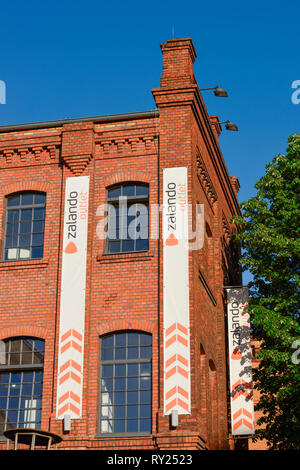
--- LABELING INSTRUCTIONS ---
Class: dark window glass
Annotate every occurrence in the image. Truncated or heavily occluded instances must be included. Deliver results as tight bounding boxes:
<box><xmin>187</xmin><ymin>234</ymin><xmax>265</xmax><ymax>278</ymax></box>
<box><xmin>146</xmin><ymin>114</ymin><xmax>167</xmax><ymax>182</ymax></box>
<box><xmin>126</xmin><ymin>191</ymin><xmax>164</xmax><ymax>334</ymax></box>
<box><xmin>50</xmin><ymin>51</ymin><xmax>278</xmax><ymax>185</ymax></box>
<box><xmin>99</xmin><ymin>332</ymin><xmax>152</xmax><ymax>435</ymax></box>
<box><xmin>3</xmin><ymin>192</ymin><xmax>46</xmax><ymax>261</ymax></box>
<box><xmin>0</xmin><ymin>338</ymin><xmax>44</xmax><ymax>435</ymax></box>
<box><xmin>106</xmin><ymin>183</ymin><xmax>149</xmax><ymax>254</ymax></box>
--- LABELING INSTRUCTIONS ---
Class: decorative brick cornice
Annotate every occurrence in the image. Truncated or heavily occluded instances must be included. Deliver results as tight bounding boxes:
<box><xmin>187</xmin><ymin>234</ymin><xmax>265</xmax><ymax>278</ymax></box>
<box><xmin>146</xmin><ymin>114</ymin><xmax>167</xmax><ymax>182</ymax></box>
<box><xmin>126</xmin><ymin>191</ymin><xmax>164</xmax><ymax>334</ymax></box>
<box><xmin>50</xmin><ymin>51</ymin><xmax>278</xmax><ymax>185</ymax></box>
<box><xmin>196</xmin><ymin>150</ymin><xmax>218</xmax><ymax>211</ymax></box>
<box><xmin>222</xmin><ymin>211</ymin><xmax>231</xmax><ymax>244</ymax></box>
<box><xmin>0</xmin><ymin>145</ymin><xmax>59</xmax><ymax>166</ymax></box>
<box><xmin>95</xmin><ymin>128</ymin><xmax>157</xmax><ymax>157</ymax></box>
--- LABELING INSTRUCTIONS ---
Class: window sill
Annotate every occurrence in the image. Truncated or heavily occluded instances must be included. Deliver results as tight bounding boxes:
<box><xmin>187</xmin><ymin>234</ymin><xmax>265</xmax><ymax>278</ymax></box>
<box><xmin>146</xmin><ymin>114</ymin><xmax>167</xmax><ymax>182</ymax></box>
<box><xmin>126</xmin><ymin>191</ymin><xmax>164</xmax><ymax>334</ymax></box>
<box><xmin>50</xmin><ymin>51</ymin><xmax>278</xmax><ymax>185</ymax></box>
<box><xmin>0</xmin><ymin>258</ymin><xmax>49</xmax><ymax>271</ymax></box>
<box><xmin>97</xmin><ymin>250</ymin><xmax>154</xmax><ymax>264</ymax></box>
<box><xmin>94</xmin><ymin>432</ymin><xmax>152</xmax><ymax>438</ymax></box>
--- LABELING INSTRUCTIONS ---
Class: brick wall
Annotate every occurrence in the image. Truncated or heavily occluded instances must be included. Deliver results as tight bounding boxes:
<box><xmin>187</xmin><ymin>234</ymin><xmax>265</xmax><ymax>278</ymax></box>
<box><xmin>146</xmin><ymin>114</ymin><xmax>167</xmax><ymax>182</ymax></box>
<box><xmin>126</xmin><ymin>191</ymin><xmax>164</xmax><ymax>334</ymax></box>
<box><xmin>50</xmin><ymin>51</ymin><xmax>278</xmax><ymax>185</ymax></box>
<box><xmin>0</xmin><ymin>38</ymin><xmax>242</xmax><ymax>450</ymax></box>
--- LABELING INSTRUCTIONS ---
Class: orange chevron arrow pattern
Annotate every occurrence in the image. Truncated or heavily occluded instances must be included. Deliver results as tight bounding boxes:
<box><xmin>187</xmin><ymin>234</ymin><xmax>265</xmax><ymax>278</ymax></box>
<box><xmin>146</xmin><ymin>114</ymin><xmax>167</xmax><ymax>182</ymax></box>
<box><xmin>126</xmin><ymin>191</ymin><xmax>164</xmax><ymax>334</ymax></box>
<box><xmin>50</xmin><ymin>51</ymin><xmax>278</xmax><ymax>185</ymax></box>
<box><xmin>232</xmin><ymin>379</ymin><xmax>252</xmax><ymax>401</ymax></box>
<box><xmin>164</xmin><ymin>322</ymin><xmax>190</xmax><ymax>414</ymax></box>
<box><xmin>232</xmin><ymin>408</ymin><xmax>253</xmax><ymax>432</ymax></box>
<box><xmin>57</xmin><ymin>329</ymin><xmax>83</xmax><ymax>418</ymax></box>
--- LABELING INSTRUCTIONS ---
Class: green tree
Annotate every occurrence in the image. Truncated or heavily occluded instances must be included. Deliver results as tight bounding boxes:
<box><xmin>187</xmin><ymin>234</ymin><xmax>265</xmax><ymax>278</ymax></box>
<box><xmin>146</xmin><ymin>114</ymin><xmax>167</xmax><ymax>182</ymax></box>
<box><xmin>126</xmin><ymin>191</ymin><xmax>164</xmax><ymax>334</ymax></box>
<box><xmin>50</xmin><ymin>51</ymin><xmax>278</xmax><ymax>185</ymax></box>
<box><xmin>232</xmin><ymin>134</ymin><xmax>300</xmax><ymax>450</ymax></box>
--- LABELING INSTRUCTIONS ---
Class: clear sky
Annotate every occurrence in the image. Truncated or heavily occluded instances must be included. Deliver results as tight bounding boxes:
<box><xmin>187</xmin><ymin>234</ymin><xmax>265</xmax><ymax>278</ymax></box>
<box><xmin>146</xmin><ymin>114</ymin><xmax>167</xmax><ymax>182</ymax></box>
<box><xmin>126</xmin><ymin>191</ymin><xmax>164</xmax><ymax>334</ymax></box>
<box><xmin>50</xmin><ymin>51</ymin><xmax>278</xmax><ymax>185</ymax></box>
<box><xmin>0</xmin><ymin>0</ymin><xmax>299</xmax><ymax>282</ymax></box>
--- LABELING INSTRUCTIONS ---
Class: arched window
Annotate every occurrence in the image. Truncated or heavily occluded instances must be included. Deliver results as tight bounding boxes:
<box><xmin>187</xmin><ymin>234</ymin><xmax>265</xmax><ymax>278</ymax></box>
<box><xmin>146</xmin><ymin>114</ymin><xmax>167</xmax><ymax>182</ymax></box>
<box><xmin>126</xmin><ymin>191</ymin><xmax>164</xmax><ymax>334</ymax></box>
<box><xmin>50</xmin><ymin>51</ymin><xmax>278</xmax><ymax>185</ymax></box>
<box><xmin>105</xmin><ymin>183</ymin><xmax>149</xmax><ymax>254</ymax></box>
<box><xmin>99</xmin><ymin>331</ymin><xmax>152</xmax><ymax>435</ymax></box>
<box><xmin>3</xmin><ymin>192</ymin><xmax>46</xmax><ymax>261</ymax></box>
<box><xmin>0</xmin><ymin>337</ymin><xmax>45</xmax><ymax>434</ymax></box>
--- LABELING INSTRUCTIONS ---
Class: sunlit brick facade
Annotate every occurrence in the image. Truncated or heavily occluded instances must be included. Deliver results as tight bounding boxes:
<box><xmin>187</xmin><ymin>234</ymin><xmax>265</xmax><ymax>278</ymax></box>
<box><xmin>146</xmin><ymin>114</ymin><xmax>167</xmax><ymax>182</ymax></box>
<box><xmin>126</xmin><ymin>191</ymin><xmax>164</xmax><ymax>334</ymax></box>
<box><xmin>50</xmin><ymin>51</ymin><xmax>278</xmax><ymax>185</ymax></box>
<box><xmin>0</xmin><ymin>38</ymin><xmax>243</xmax><ymax>450</ymax></box>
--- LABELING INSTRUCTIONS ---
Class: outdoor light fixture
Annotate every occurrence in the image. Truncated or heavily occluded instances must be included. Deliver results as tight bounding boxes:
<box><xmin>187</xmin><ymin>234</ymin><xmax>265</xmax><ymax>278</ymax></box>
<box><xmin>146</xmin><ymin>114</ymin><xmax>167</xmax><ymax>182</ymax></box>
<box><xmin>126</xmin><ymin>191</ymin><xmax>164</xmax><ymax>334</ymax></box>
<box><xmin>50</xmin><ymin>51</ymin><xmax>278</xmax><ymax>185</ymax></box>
<box><xmin>211</xmin><ymin>120</ymin><xmax>239</xmax><ymax>131</ymax></box>
<box><xmin>199</xmin><ymin>86</ymin><xmax>228</xmax><ymax>97</ymax></box>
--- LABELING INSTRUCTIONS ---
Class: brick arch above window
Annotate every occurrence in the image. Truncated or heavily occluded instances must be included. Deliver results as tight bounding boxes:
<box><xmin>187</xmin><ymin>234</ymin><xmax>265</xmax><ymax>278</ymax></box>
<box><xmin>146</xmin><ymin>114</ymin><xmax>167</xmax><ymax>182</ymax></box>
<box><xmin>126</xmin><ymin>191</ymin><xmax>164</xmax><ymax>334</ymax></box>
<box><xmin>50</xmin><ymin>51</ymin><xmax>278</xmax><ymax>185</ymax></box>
<box><xmin>103</xmin><ymin>170</ymin><xmax>154</xmax><ymax>188</ymax></box>
<box><xmin>96</xmin><ymin>318</ymin><xmax>156</xmax><ymax>337</ymax></box>
<box><xmin>0</xmin><ymin>325</ymin><xmax>48</xmax><ymax>341</ymax></box>
<box><xmin>1</xmin><ymin>180</ymin><xmax>51</xmax><ymax>198</ymax></box>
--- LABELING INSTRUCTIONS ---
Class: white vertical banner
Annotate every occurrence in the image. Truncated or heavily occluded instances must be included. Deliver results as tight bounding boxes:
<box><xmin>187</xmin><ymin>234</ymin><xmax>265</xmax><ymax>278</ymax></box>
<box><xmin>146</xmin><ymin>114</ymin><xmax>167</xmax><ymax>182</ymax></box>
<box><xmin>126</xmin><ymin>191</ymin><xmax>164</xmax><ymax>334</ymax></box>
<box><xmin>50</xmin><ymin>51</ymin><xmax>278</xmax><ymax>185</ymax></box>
<box><xmin>56</xmin><ymin>176</ymin><xmax>90</xmax><ymax>419</ymax></box>
<box><xmin>226</xmin><ymin>288</ymin><xmax>255</xmax><ymax>435</ymax></box>
<box><xmin>163</xmin><ymin>167</ymin><xmax>191</xmax><ymax>415</ymax></box>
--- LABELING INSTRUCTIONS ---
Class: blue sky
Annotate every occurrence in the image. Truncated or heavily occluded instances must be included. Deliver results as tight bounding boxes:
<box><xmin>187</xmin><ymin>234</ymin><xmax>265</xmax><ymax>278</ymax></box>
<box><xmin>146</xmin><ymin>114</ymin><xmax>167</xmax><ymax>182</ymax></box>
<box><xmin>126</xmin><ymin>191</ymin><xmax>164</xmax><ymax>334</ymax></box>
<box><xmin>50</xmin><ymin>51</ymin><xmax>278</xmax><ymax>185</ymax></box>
<box><xmin>0</xmin><ymin>1</ymin><xmax>299</xmax><ymax>282</ymax></box>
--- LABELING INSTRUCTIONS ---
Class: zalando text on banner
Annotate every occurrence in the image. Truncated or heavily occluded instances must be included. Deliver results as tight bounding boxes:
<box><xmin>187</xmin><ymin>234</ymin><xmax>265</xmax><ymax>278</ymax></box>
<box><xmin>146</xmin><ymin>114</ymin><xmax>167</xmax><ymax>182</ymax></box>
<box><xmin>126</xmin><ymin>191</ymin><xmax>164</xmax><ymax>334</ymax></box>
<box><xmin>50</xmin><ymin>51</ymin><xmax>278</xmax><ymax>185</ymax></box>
<box><xmin>226</xmin><ymin>287</ymin><xmax>255</xmax><ymax>436</ymax></box>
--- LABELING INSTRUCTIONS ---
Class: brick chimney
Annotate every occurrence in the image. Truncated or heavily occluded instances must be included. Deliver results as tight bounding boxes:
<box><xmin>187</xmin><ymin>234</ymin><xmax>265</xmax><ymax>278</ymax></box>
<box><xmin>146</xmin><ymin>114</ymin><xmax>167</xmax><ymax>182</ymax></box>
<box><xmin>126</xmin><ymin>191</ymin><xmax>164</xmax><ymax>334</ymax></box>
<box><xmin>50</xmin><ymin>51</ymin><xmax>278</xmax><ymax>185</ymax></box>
<box><xmin>159</xmin><ymin>38</ymin><xmax>197</xmax><ymax>89</ymax></box>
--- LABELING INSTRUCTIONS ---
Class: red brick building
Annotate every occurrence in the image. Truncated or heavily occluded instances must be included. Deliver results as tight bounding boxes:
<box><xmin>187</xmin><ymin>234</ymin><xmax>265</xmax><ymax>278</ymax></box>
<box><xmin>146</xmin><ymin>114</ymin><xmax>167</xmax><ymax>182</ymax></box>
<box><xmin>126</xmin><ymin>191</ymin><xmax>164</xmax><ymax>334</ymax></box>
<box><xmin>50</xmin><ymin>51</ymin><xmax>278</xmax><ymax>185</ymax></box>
<box><xmin>0</xmin><ymin>38</ymin><xmax>244</xmax><ymax>450</ymax></box>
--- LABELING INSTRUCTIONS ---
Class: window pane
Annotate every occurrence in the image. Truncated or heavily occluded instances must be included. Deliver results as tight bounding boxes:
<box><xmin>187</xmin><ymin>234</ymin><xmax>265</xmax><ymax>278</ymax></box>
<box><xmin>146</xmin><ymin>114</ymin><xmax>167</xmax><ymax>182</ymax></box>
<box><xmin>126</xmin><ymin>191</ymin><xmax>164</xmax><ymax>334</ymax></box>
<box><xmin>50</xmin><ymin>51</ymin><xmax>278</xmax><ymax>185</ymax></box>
<box><xmin>7</xmin><ymin>195</ymin><xmax>20</xmax><ymax>206</ymax></box>
<box><xmin>122</xmin><ymin>240</ymin><xmax>134</xmax><ymax>252</ymax></box>
<box><xmin>33</xmin><ymin>221</ymin><xmax>44</xmax><ymax>233</ymax></box>
<box><xmin>21</xmin><ymin>352</ymin><xmax>33</xmax><ymax>365</ymax></box>
<box><xmin>115</xmin><ymin>334</ymin><xmax>126</xmax><ymax>347</ymax></box>
<box><xmin>140</xmin><ymin>404</ymin><xmax>151</xmax><ymax>418</ymax></box>
<box><xmin>107</xmin><ymin>241</ymin><xmax>120</xmax><ymax>253</ymax></box>
<box><xmin>6</xmin><ymin>223</ymin><xmax>18</xmax><ymax>235</ymax></box>
<box><xmin>7</xmin><ymin>210</ymin><xmax>19</xmax><ymax>222</ymax></box>
<box><xmin>114</xmin><ymin>378</ymin><xmax>126</xmax><ymax>391</ymax></box>
<box><xmin>127</xmin><ymin>391</ymin><xmax>138</xmax><ymax>404</ymax></box>
<box><xmin>140</xmin><ymin>390</ymin><xmax>151</xmax><ymax>403</ymax></box>
<box><xmin>21</xmin><ymin>193</ymin><xmax>34</xmax><ymax>205</ymax></box>
<box><xmin>115</xmin><ymin>364</ymin><xmax>126</xmax><ymax>377</ymax></box>
<box><xmin>114</xmin><ymin>405</ymin><xmax>125</xmax><ymax>419</ymax></box>
<box><xmin>122</xmin><ymin>185</ymin><xmax>135</xmax><ymax>197</ymax></box>
<box><xmin>21</xmin><ymin>209</ymin><xmax>32</xmax><ymax>221</ymax></box>
<box><xmin>128</xmin><ymin>347</ymin><xmax>138</xmax><ymax>359</ymax></box>
<box><xmin>140</xmin><ymin>346</ymin><xmax>152</xmax><ymax>359</ymax></box>
<box><xmin>127</xmin><ymin>377</ymin><xmax>138</xmax><ymax>390</ymax></box>
<box><xmin>101</xmin><ymin>378</ymin><xmax>113</xmax><ymax>392</ymax></box>
<box><xmin>136</xmin><ymin>185</ymin><xmax>149</xmax><ymax>197</ymax></box>
<box><xmin>128</xmin><ymin>364</ymin><xmax>138</xmax><ymax>377</ymax></box>
<box><xmin>114</xmin><ymin>420</ymin><xmax>125</xmax><ymax>433</ymax></box>
<box><xmin>101</xmin><ymin>420</ymin><xmax>112</xmax><ymax>433</ymax></box>
<box><xmin>127</xmin><ymin>419</ymin><xmax>138</xmax><ymax>432</ymax></box>
<box><xmin>33</xmin><ymin>340</ymin><xmax>45</xmax><ymax>354</ymax></box>
<box><xmin>128</xmin><ymin>333</ymin><xmax>139</xmax><ymax>346</ymax></box>
<box><xmin>107</xmin><ymin>187</ymin><xmax>121</xmax><ymax>199</ymax></box>
<box><xmin>115</xmin><ymin>348</ymin><xmax>126</xmax><ymax>360</ymax></box>
<box><xmin>114</xmin><ymin>391</ymin><xmax>125</xmax><ymax>404</ymax></box>
<box><xmin>140</xmin><ymin>376</ymin><xmax>151</xmax><ymax>390</ymax></box>
<box><xmin>19</xmin><ymin>221</ymin><xmax>32</xmax><ymax>234</ymax></box>
<box><xmin>102</xmin><ymin>365</ymin><xmax>113</xmax><ymax>378</ymax></box>
<box><xmin>136</xmin><ymin>239</ymin><xmax>149</xmax><ymax>251</ymax></box>
<box><xmin>23</xmin><ymin>372</ymin><xmax>34</xmax><ymax>383</ymax></box>
<box><xmin>102</xmin><ymin>336</ymin><xmax>114</xmax><ymax>348</ymax></box>
<box><xmin>11</xmin><ymin>373</ymin><xmax>21</xmax><ymax>384</ymax></box>
<box><xmin>102</xmin><ymin>348</ymin><xmax>113</xmax><ymax>361</ymax></box>
<box><xmin>140</xmin><ymin>334</ymin><xmax>152</xmax><ymax>346</ymax></box>
<box><xmin>32</xmin><ymin>233</ymin><xmax>44</xmax><ymax>246</ymax></box>
<box><xmin>31</xmin><ymin>246</ymin><xmax>43</xmax><ymax>259</ymax></box>
<box><xmin>127</xmin><ymin>405</ymin><xmax>138</xmax><ymax>418</ymax></box>
<box><xmin>5</xmin><ymin>248</ymin><xmax>18</xmax><ymax>260</ymax></box>
<box><xmin>140</xmin><ymin>418</ymin><xmax>151</xmax><ymax>432</ymax></box>
<box><xmin>33</xmin><ymin>208</ymin><xmax>45</xmax><ymax>220</ymax></box>
<box><xmin>5</xmin><ymin>236</ymin><xmax>17</xmax><ymax>248</ymax></box>
<box><xmin>19</xmin><ymin>234</ymin><xmax>31</xmax><ymax>246</ymax></box>
<box><xmin>19</xmin><ymin>248</ymin><xmax>31</xmax><ymax>259</ymax></box>
<box><xmin>34</xmin><ymin>194</ymin><xmax>46</xmax><ymax>205</ymax></box>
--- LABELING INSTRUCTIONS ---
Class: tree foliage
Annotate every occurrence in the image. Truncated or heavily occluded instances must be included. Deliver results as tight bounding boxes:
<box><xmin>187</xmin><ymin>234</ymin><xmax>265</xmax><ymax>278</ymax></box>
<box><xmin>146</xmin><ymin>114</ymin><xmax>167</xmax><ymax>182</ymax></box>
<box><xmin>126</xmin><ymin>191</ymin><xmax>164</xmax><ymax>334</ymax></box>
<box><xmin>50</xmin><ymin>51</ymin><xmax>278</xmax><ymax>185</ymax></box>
<box><xmin>232</xmin><ymin>134</ymin><xmax>300</xmax><ymax>450</ymax></box>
